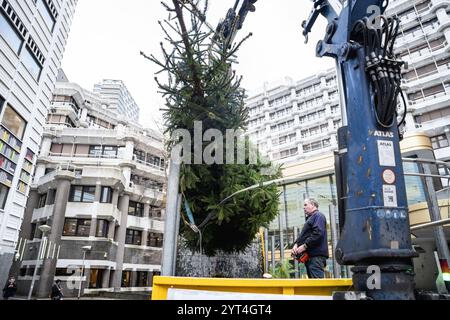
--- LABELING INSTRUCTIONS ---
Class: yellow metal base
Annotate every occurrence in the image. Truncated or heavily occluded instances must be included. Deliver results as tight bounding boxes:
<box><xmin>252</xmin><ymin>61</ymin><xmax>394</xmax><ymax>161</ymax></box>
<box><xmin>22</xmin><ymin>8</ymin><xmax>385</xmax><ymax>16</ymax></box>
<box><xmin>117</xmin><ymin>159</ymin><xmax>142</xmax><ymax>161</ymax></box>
<box><xmin>152</xmin><ymin>276</ymin><xmax>353</xmax><ymax>300</ymax></box>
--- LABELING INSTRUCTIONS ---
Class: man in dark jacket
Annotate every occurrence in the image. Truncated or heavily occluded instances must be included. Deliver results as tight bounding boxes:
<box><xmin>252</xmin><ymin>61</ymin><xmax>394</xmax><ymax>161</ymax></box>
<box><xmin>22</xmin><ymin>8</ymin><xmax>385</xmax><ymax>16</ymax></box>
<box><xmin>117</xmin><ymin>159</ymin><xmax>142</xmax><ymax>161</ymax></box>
<box><xmin>2</xmin><ymin>277</ymin><xmax>17</xmax><ymax>300</ymax></box>
<box><xmin>51</xmin><ymin>279</ymin><xmax>64</xmax><ymax>300</ymax></box>
<box><xmin>291</xmin><ymin>198</ymin><xmax>329</xmax><ymax>279</ymax></box>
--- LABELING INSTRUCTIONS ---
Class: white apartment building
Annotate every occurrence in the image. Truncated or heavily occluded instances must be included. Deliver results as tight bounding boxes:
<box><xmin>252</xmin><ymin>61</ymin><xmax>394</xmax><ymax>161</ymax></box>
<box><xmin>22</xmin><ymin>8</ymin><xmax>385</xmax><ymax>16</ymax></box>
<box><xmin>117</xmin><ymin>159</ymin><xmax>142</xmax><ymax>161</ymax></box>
<box><xmin>0</xmin><ymin>0</ymin><xmax>77</xmax><ymax>289</ymax></box>
<box><xmin>94</xmin><ymin>79</ymin><xmax>140</xmax><ymax>123</ymax></box>
<box><xmin>388</xmin><ymin>0</ymin><xmax>450</xmax><ymax>165</ymax></box>
<box><xmin>12</xmin><ymin>78</ymin><xmax>166</xmax><ymax>298</ymax></box>
<box><xmin>246</xmin><ymin>72</ymin><xmax>341</xmax><ymax>165</ymax></box>
<box><xmin>247</xmin><ymin>0</ymin><xmax>450</xmax><ymax>168</ymax></box>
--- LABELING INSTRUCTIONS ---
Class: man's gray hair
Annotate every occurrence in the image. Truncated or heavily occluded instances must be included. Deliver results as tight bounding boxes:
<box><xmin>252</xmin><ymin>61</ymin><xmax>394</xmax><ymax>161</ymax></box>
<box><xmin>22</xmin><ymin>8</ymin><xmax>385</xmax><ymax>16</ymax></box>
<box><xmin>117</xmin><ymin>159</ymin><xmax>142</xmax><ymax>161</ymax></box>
<box><xmin>304</xmin><ymin>198</ymin><xmax>319</xmax><ymax>209</ymax></box>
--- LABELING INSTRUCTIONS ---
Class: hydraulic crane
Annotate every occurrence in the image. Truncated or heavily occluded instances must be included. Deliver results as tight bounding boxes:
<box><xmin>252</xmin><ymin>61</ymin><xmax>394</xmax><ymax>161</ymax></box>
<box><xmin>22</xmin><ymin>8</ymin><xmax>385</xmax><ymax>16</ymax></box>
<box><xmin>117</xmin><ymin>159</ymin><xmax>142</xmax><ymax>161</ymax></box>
<box><xmin>215</xmin><ymin>0</ymin><xmax>417</xmax><ymax>300</ymax></box>
<box><xmin>159</xmin><ymin>0</ymin><xmax>421</xmax><ymax>299</ymax></box>
<box><xmin>301</xmin><ymin>0</ymin><xmax>417</xmax><ymax>300</ymax></box>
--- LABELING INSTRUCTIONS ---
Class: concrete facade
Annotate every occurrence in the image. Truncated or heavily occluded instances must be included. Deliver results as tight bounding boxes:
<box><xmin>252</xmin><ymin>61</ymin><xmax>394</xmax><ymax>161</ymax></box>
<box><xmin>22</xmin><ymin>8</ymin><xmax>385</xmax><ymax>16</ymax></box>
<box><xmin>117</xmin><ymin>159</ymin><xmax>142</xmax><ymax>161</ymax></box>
<box><xmin>94</xmin><ymin>79</ymin><xmax>140</xmax><ymax>123</ymax></box>
<box><xmin>11</xmin><ymin>79</ymin><xmax>166</xmax><ymax>298</ymax></box>
<box><xmin>0</xmin><ymin>0</ymin><xmax>78</xmax><ymax>291</ymax></box>
<box><xmin>387</xmin><ymin>0</ymin><xmax>450</xmax><ymax>166</ymax></box>
<box><xmin>245</xmin><ymin>73</ymin><xmax>340</xmax><ymax>165</ymax></box>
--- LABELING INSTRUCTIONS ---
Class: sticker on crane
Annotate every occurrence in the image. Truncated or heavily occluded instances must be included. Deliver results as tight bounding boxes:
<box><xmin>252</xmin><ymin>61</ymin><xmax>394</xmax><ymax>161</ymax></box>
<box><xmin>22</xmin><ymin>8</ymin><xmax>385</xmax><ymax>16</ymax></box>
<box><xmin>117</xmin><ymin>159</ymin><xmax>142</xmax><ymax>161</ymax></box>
<box><xmin>383</xmin><ymin>185</ymin><xmax>398</xmax><ymax>207</ymax></box>
<box><xmin>377</xmin><ymin>140</ymin><xmax>396</xmax><ymax>167</ymax></box>
<box><xmin>382</xmin><ymin>169</ymin><xmax>396</xmax><ymax>184</ymax></box>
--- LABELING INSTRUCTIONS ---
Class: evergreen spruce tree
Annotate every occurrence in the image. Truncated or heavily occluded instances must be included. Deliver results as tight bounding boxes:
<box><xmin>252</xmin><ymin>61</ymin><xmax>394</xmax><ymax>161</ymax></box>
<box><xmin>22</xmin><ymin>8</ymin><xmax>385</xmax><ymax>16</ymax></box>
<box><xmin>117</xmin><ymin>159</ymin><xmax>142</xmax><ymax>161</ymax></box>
<box><xmin>143</xmin><ymin>0</ymin><xmax>281</xmax><ymax>256</ymax></box>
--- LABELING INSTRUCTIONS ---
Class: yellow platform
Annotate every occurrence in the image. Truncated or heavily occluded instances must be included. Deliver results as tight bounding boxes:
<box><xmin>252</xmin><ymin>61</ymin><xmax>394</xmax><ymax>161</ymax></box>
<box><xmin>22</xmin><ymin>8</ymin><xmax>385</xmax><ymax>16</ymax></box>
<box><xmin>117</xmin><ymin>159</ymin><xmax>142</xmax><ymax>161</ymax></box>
<box><xmin>151</xmin><ymin>276</ymin><xmax>353</xmax><ymax>300</ymax></box>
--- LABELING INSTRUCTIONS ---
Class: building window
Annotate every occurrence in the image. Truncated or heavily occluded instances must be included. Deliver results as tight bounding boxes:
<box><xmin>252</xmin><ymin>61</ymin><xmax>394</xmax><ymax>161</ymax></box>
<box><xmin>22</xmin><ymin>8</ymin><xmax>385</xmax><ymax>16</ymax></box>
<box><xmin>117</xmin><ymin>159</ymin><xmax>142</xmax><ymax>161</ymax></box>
<box><xmin>37</xmin><ymin>193</ymin><xmax>47</xmax><ymax>208</ymax></box>
<box><xmin>96</xmin><ymin>219</ymin><xmax>109</xmax><ymax>238</ymax></box>
<box><xmin>125</xmin><ymin>229</ymin><xmax>142</xmax><ymax>245</ymax></box>
<box><xmin>89</xmin><ymin>145</ymin><xmax>118</xmax><ymax>158</ymax></box>
<box><xmin>55</xmin><ymin>268</ymin><xmax>76</xmax><ymax>277</ymax></box>
<box><xmin>89</xmin><ymin>269</ymin><xmax>104</xmax><ymax>289</ymax></box>
<box><xmin>22</xmin><ymin>46</ymin><xmax>42</xmax><ymax>81</ymax></box>
<box><xmin>136</xmin><ymin>271</ymin><xmax>149</xmax><ymax>287</ymax></box>
<box><xmin>431</xmin><ymin>134</ymin><xmax>449</xmax><ymax>150</ymax></box>
<box><xmin>1</xmin><ymin>104</ymin><xmax>27</xmax><ymax>140</ymax></box>
<box><xmin>102</xmin><ymin>146</ymin><xmax>117</xmax><ymax>158</ymax></box>
<box><xmin>121</xmin><ymin>271</ymin><xmax>131</xmax><ymax>287</ymax></box>
<box><xmin>19</xmin><ymin>267</ymin><xmax>27</xmax><ymax>277</ymax></box>
<box><xmin>36</xmin><ymin>0</ymin><xmax>55</xmax><ymax>31</ymax></box>
<box><xmin>128</xmin><ymin>201</ymin><xmax>144</xmax><ymax>217</ymax></box>
<box><xmin>0</xmin><ymin>184</ymin><xmax>9</xmax><ymax>210</ymax></box>
<box><xmin>133</xmin><ymin>149</ymin><xmax>146</xmax><ymax>162</ymax></box>
<box><xmin>0</xmin><ymin>10</ymin><xmax>24</xmax><ymax>54</ymax></box>
<box><xmin>69</xmin><ymin>186</ymin><xmax>96</xmax><ymax>202</ymax></box>
<box><xmin>100</xmin><ymin>187</ymin><xmax>112</xmax><ymax>203</ymax></box>
<box><xmin>147</xmin><ymin>232</ymin><xmax>163</xmax><ymax>247</ymax></box>
<box><xmin>63</xmin><ymin>218</ymin><xmax>91</xmax><ymax>237</ymax></box>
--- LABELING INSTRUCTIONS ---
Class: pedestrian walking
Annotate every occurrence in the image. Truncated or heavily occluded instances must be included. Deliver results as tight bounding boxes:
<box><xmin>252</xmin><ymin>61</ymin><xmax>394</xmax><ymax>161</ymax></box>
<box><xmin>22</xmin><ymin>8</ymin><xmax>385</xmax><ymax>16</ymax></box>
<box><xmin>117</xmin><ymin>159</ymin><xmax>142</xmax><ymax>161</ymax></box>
<box><xmin>50</xmin><ymin>279</ymin><xmax>64</xmax><ymax>300</ymax></box>
<box><xmin>2</xmin><ymin>277</ymin><xmax>17</xmax><ymax>300</ymax></box>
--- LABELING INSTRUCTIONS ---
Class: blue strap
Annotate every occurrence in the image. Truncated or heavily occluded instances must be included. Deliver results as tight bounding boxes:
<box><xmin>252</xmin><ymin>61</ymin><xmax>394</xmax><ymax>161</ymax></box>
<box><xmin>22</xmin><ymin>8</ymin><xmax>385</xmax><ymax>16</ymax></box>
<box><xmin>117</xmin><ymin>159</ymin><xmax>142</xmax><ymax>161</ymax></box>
<box><xmin>184</xmin><ymin>198</ymin><xmax>196</xmax><ymax>226</ymax></box>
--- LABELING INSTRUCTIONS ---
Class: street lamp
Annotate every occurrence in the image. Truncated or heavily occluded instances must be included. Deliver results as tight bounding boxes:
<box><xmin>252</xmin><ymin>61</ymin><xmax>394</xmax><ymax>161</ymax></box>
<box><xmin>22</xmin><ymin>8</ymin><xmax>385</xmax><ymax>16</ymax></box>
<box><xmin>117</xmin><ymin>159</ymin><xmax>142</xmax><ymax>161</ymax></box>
<box><xmin>27</xmin><ymin>224</ymin><xmax>51</xmax><ymax>300</ymax></box>
<box><xmin>77</xmin><ymin>245</ymin><xmax>92</xmax><ymax>299</ymax></box>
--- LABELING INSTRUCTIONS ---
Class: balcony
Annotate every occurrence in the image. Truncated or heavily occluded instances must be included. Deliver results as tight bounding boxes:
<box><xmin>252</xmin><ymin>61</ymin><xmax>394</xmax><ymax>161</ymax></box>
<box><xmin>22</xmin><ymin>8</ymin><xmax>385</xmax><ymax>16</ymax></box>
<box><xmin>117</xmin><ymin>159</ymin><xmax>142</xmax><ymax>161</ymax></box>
<box><xmin>409</xmin><ymin>90</ymin><xmax>450</xmax><ymax>110</ymax></box>
<box><xmin>65</xmin><ymin>202</ymin><xmax>121</xmax><ymax>222</ymax></box>
<box><xmin>434</xmin><ymin>145</ymin><xmax>450</xmax><ymax>160</ymax></box>
<box><xmin>404</xmin><ymin>64</ymin><xmax>450</xmax><ymax>88</ymax></box>
<box><xmin>32</xmin><ymin>205</ymin><xmax>55</xmax><ymax>222</ymax></box>
<box><xmin>132</xmin><ymin>156</ymin><xmax>165</xmax><ymax>172</ymax></box>
<box><xmin>416</xmin><ymin>115</ymin><xmax>450</xmax><ymax>134</ymax></box>
<box><xmin>129</xmin><ymin>183</ymin><xmax>165</xmax><ymax>205</ymax></box>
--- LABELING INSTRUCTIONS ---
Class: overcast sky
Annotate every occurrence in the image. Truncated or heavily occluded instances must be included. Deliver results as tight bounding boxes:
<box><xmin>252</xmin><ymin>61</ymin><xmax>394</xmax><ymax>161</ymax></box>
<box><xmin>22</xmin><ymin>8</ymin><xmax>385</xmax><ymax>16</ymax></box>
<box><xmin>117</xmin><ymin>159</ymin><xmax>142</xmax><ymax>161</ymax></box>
<box><xmin>61</xmin><ymin>0</ymin><xmax>334</xmax><ymax>128</ymax></box>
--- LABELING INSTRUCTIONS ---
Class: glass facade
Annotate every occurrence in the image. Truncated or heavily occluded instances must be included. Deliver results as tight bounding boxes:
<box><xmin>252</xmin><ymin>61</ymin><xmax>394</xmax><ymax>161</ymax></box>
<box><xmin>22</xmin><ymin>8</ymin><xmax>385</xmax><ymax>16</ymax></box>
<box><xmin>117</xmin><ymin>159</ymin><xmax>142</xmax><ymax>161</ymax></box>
<box><xmin>266</xmin><ymin>160</ymin><xmax>433</xmax><ymax>279</ymax></box>
<box><xmin>268</xmin><ymin>174</ymin><xmax>339</xmax><ymax>279</ymax></box>
<box><xmin>0</xmin><ymin>11</ymin><xmax>23</xmax><ymax>54</ymax></box>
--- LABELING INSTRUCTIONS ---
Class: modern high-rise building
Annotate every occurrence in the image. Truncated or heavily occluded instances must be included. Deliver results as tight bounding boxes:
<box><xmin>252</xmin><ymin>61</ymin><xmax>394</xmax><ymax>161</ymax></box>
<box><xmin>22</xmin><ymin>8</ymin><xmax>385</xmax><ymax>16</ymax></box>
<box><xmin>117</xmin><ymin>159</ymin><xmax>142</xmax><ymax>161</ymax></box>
<box><xmin>94</xmin><ymin>79</ymin><xmax>140</xmax><ymax>123</ymax></box>
<box><xmin>246</xmin><ymin>72</ymin><xmax>341</xmax><ymax>165</ymax></box>
<box><xmin>246</xmin><ymin>0</ymin><xmax>450</xmax><ymax>168</ymax></box>
<box><xmin>388</xmin><ymin>0</ymin><xmax>450</xmax><ymax>166</ymax></box>
<box><xmin>246</xmin><ymin>0</ymin><xmax>450</xmax><ymax>286</ymax></box>
<box><xmin>11</xmin><ymin>77</ymin><xmax>166</xmax><ymax>298</ymax></box>
<box><xmin>0</xmin><ymin>0</ymin><xmax>78</xmax><ymax>290</ymax></box>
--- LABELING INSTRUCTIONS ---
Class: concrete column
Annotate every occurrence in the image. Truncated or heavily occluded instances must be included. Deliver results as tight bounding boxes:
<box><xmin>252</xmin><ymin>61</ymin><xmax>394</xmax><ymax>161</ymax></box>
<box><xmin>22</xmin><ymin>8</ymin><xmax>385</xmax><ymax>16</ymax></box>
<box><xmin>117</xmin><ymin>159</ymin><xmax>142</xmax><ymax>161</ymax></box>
<box><xmin>142</xmin><ymin>203</ymin><xmax>150</xmax><ymax>246</ymax></box>
<box><xmin>112</xmin><ymin>189</ymin><xmax>120</xmax><ymax>208</ymax></box>
<box><xmin>83</xmin><ymin>268</ymin><xmax>91</xmax><ymax>290</ymax></box>
<box><xmin>8</xmin><ymin>189</ymin><xmax>40</xmax><ymax>280</ymax></box>
<box><xmin>101</xmin><ymin>268</ymin><xmax>111</xmax><ymax>288</ymax></box>
<box><xmin>94</xmin><ymin>182</ymin><xmax>102</xmax><ymax>202</ymax></box>
<box><xmin>404</xmin><ymin>110</ymin><xmax>417</xmax><ymax>133</ymax></box>
<box><xmin>108</xmin><ymin>220</ymin><xmax>116</xmax><ymax>240</ymax></box>
<box><xmin>80</xmin><ymin>107</ymin><xmax>88</xmax><ymax>122</ymax></box>
<box><xmin>143</xmin><ymin>203</ymin><xmax>150</xmax><ymax>218</ymax></box>
<box><xmin>21</xmin><ymin>189</ymin><xmax>39</xmax><ymax>240</ymax></box>
<box><xmin>34</xmin><ymin>164</ymin><xmax>46</xmax><ymax>182</ymax></box>
<box><xmin>112</xmin><ymin>193</ymin><xmax>130</xmax><ymax>290</ymax></box>
<box><xmin>131</xmin><ymin>271</ymin><xmax>138</xmax><ymax>288</ymax></box>
<box><xmin>36</xmin><ymin>172</ymin><xmax>75</xmax><ymax>298</ymax></box>
<box><xmin>124</xmin><ymin>139</ymin><xmax>134</xmax><ymax>161</ymax></box>
<box><xmin>89</xmin><ymin>183</ymin><xmax>102</xmax><ymax>238</ymax></box>
<box><xmin>40</xmin><ymin>136</ymin><xmax>53</xmax><ymax>157</ymax></box>
<box><xmin>122</xmin><ymin>167</ymin><xmax>132</xmax><ymax>188</ymax></box>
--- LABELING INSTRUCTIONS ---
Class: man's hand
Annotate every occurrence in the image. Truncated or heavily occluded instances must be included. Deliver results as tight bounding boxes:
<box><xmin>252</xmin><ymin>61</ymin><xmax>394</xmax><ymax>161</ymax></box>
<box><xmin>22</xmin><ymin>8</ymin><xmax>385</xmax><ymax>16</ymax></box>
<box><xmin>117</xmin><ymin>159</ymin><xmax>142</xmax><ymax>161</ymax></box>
<box><xmin>292</xmin><ymin>244</ymin><xmax>307</xmax><ymax>256</ymax></box>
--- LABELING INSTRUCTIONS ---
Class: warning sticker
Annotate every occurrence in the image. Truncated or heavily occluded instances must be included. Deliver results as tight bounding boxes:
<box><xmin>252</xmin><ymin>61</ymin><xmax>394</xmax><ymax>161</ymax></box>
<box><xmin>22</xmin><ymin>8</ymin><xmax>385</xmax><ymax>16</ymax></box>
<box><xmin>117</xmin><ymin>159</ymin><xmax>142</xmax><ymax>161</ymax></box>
<box><xmin>383</xmin><ymin>185</ymin><xmax>398</xmax><ymax>207</ymax></box>
<box><xmin>377</xmin><ymin>140</ymin><xmax>396</xmax><ymax>167</ymax></box>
